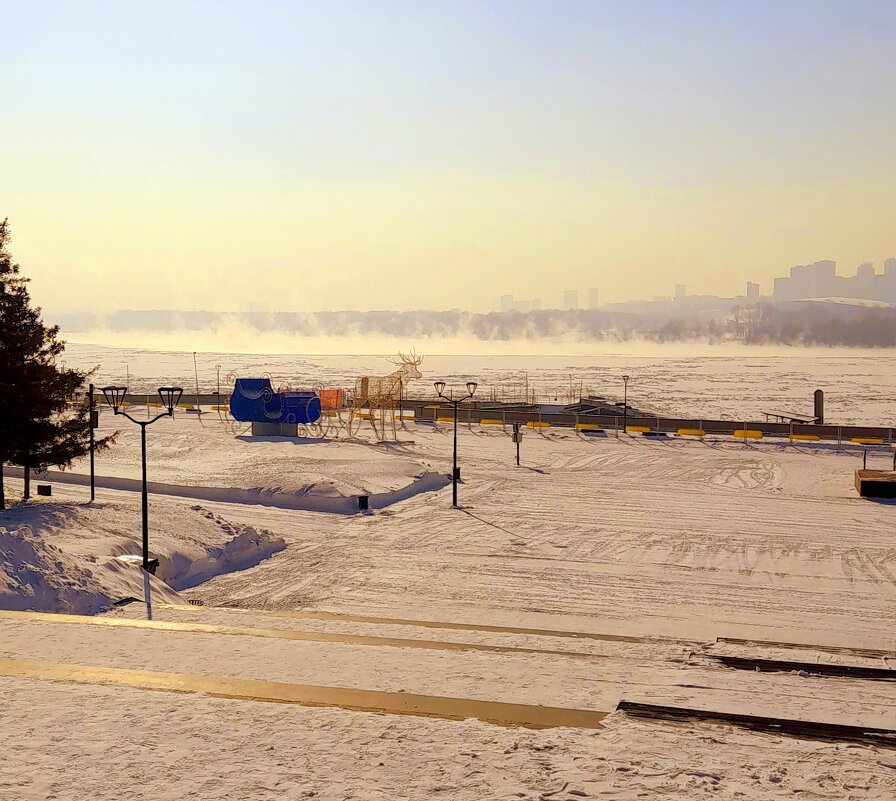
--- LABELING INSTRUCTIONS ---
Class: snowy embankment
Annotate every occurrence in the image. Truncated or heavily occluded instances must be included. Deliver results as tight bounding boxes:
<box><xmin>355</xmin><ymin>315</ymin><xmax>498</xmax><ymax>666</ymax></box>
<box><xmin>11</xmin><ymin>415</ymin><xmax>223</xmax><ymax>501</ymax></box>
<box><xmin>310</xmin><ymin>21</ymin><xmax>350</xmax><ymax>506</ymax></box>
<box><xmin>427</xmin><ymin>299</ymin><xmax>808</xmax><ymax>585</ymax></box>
<box><xmin>1</xmin><ymin>410</ymin><xmax>452</xmax><ymax>514</ymax></box>
<box><xmin>3</xmin><ymin>465</ymin><xmax>449</xmax><ymax>514</ymax></box>
<box><xmin>0</xmin><ymin>498</ymin><xmax>285</xmax><ymax>614</ymax></box>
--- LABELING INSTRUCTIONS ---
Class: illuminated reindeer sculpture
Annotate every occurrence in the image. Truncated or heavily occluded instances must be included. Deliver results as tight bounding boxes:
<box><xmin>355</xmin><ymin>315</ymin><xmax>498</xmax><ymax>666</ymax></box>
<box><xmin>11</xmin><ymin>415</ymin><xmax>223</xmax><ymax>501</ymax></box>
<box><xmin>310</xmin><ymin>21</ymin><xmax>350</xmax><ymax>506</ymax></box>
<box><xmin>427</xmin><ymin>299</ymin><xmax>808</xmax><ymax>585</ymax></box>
<box><xmin>350</xmin><ymin>352</ymin><xmax>423</xmax><ymax>440</ymax></box>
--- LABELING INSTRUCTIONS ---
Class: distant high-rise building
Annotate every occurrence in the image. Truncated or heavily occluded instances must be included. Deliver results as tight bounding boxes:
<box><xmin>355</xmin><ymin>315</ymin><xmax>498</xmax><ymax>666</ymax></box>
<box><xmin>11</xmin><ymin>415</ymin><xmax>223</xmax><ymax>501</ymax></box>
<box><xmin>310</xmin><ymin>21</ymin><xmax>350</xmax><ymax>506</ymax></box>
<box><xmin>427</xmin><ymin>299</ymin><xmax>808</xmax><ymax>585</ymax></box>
<box><xmin>812</xmin><ymin>260</ymin><xmax>837</xmax><ymax>297</ymax></box>
<box><xmin>881</xmin><ymin>259</ymin><xmax>896</xmax><ymax>305</ymax></box>
<box><xmin>674</xmin><ymin>284</ymin><xmax>686</xmax><ymax>301</ymax></box>
<box><xmin>746</xmin><ymin>282</ymin><xmax>760</xmax><ymax>303</ymax></box>
<box><xmin>587</xmin><ymin>288</ymin><xmax>600</xmax><ymax>310</ymax></box>
<box><xmin>563</xmin><ymin>290</ymin><xmax>579</xmax><ymax>310</ymax></box>
<box><xmin>499</xmin><ymin>294</ymin><xmax>514</xmax><ymax>313</ymax></box>
<box><xmin>531</xmin><ymin>298</ymin><xmax>542</xmax><ymax>311</ymax></box>
<box><xmin>774</xmin><ymin>260</ymin><xmax>838</xmax><ymax>300</ymax></box>
<box><xmin>856</xmin><ymin>262</ymin><xmax>876</xmax><ymax>299</ymax></box>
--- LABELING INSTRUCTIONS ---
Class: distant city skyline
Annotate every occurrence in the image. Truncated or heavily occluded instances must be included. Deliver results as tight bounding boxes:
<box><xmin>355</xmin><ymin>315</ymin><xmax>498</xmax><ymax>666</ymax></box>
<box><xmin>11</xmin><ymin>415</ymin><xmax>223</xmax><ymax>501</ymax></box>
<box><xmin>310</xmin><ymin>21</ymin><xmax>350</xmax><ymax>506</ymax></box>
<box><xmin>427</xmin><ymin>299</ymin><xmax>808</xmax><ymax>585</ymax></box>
<box><xmin>494</xmin><ymin>256</ymin><xmax>896</xmax><ymax>313</ymax></box>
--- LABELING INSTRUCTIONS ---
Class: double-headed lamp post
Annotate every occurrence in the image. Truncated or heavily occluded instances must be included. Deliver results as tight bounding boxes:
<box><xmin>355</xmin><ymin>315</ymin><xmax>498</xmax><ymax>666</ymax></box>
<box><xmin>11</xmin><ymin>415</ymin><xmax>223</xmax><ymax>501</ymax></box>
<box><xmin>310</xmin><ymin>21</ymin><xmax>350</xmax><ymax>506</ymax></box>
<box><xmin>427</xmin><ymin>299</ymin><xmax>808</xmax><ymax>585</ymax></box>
<box><xmin>434</xmin><ymin>380</ymin><xmax>478</xmax><ymax>507</ymax></box>
<box><xmin>101</xmin><ymin>385</ymin><xmax>183</xmax><ymax>573</ymax></box>
<box><xmin>622</xmin><ymin>374</ymin><xmax>630</xmax><ymax>434</ymax></box>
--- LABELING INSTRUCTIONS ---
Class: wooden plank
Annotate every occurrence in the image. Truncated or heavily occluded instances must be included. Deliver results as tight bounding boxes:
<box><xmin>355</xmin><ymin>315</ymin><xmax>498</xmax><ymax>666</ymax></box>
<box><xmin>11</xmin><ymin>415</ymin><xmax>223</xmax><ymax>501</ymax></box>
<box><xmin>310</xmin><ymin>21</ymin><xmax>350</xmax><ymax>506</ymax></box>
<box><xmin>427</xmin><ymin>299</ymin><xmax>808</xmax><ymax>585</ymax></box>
<box><xmin>0</xmin><ymin>610</ymin><xmax>598</xmax><ymax>660</ymax></box>
<box><xmin>716</xmin><ymin>636</ymin><xmax>894</xmax><ymax>660</ymax></box>
<box><xmin>617</xmin><ymin>700</ymin><xmax>896</xmax><ymax>747</ymax></box>
<box><xmin>269</xmin><ymin>609</ymin><xmax>654</xmax><ymax>644</ymax></box>
<box><xmin>0</xmin><ymin>657</ymin><xmax>609</xmax><ymax>731</ymax></box>
<box><xmin>710</xmin><ymin>655</ymin><xmax>896</xmax><ymax>681</ymax></box>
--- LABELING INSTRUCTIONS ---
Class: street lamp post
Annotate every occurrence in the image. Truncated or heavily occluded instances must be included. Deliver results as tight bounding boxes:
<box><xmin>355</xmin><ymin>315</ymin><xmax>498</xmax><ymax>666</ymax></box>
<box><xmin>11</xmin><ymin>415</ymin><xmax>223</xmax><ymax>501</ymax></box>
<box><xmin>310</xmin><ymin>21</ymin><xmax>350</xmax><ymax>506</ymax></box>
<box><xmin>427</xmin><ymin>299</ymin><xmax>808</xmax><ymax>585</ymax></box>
<box><xmin>434</xmin><ymin>380</ymin><xmax>478</xmax><ymax>507</ymax></box>
<box><xmin>622</xmin><ymin>374</ymin><xmax>630</xmax><ymax>435</ymax></box>
<box><xmin>101</xmin><ymin>385</ymin><xmax>183</xmax><ymax>573</ymax></box>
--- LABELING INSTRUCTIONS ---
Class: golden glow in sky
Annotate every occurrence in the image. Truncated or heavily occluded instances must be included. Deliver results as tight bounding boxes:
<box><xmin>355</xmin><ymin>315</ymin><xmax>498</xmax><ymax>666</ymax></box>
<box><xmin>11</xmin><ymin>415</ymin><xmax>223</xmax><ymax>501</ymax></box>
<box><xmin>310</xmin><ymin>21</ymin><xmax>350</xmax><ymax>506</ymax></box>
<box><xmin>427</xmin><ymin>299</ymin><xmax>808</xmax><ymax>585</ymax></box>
<box><xmin>3</xmin><ymin>1</ymin><xmax>895</xmax><ymax>312</ymax></box>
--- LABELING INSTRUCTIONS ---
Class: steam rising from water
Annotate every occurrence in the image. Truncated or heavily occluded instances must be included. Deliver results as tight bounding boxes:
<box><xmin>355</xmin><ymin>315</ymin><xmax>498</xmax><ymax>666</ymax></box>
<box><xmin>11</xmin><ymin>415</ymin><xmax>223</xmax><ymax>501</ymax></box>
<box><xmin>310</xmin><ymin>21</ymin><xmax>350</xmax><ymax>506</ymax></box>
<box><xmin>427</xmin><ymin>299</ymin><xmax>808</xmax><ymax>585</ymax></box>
<box><xmin>51</xmin><ymin>309</ymin><xmax>894</xmax><ymax>358</ymax></box>
<box><xmin>62</xmin><ymin>326</ymin><xmax>892</xmax><ymax>359</ymax></box>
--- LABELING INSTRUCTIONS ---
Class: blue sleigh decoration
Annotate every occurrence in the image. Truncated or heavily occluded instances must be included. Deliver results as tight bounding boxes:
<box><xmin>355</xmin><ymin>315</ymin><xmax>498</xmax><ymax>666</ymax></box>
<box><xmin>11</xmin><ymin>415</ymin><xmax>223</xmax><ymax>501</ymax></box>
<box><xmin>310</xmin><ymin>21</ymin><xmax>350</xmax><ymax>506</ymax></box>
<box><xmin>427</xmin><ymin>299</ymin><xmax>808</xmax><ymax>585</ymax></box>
<box><xmin>229</xmin><ymin>378</ymin><xmax>321</xmax><ymax>426</ymax></box>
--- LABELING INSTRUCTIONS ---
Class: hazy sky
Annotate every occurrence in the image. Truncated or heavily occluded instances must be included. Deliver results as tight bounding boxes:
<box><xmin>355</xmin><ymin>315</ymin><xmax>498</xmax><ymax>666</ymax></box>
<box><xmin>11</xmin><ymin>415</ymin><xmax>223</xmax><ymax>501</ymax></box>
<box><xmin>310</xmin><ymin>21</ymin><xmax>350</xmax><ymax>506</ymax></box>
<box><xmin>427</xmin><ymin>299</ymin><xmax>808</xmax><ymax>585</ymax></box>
<box><xmin>3</xmin><ymin>0</ymin><xmax>895</xmax><ymax>313</ymax></box>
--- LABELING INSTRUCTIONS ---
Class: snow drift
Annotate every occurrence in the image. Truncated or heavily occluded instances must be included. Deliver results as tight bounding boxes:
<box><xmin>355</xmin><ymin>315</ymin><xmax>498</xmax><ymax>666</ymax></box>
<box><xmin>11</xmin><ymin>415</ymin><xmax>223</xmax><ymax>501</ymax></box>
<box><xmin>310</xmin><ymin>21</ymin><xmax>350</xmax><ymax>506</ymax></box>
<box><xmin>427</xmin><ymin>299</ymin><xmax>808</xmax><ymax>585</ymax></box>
<box><xmin>0</xmin><ymin>500</ymin><xmax>286</xmax><ymax>614</ymax></box>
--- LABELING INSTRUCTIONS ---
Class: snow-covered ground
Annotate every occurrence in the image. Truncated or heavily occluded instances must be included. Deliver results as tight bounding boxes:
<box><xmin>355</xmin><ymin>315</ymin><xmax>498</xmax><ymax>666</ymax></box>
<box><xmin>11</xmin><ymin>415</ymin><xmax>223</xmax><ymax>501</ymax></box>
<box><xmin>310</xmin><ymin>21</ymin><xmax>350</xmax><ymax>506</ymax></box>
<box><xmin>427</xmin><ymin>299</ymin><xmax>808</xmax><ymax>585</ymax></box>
<box><xmin>3</xmin><ymin>375</ymin><xmax>896</xmax><ymax>799</ymax></box>
<box><xmin>9</xmin><ymin>673</ymin><xmax>890</xmax><ymax>801</ymax></box>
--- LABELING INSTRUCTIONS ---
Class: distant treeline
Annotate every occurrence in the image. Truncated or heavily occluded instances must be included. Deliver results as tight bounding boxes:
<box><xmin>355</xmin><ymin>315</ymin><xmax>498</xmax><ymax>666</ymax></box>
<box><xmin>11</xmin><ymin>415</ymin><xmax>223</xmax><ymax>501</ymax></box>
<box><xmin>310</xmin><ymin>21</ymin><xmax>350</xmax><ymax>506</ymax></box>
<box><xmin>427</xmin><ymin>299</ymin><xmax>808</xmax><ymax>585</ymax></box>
<box><xmin>51</xmin><ymin>308</ymin><xmax>662</xmax><ymax>341</ymax></box>
<box><xmin>651</xmin><ymin>304</ymin><xmax>896</xmax><ymax>347</ymax></box>
<box><xmin>49</xmin><ymin>305</ymin><xmax>896</xmax><ymax>347</ymax></box>
<box><xmin>743</xmin><ymin>306</ymin><xmax>896</xmax><ymax>348</ymax></box>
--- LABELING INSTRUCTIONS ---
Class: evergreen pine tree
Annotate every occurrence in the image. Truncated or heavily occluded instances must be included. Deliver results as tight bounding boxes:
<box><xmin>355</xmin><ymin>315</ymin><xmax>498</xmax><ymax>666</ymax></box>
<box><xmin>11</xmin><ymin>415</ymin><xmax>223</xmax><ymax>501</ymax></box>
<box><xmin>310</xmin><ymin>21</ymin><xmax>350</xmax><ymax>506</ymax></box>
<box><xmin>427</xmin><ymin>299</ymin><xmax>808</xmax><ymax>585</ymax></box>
<box><xmin>0</xmin><ymin>219</ymin><xmax>112</xmax><ymax>509</ymax></box>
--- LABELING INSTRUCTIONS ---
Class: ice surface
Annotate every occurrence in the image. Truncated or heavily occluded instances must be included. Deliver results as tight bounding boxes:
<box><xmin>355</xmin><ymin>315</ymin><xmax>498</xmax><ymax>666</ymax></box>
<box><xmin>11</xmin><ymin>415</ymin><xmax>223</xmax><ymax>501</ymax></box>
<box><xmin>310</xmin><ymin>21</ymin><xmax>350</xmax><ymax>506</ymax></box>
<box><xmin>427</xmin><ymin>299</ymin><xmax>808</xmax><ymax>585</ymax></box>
<box><xmin>65</xmin><ymin>341</ymin><xmax>896</xmax><ymax>425</ymax></box>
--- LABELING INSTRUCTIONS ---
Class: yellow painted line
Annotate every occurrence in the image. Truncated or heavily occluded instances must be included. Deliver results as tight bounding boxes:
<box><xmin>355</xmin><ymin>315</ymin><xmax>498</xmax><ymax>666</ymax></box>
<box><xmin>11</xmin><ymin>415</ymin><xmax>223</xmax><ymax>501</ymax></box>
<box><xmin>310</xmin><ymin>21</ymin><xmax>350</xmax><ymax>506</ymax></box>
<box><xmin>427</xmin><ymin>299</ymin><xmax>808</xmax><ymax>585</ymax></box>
<box><xmin>734</xmin><ymin>429</ymin><xmax>762</xmax><ymax>439</ymax></box>
<box><xmin>211</xmin><ymin>404</ymin><xmax>228</xmax><ymax>411</ymax></box>
<box><xmin>677</xmin><ymin>428</ymin><xmax>705</xmax><ymax>437</ymax></box>
<box><xmin>0</xmin><ymin>611</ymin><xmax>597</xmax><ymax>659</ymax></box>
<box><xmin>852</xmin><ymin>437</ymin><xmax>885</xmax><ymax>445</ymax></box>
<box><xmin>480</xmin><ymin>419</ymin><xmax>504</xmax><ymax>425</ymax></box>
<box><xmin>575</xmin><ymin>424</ymin><xmax>603</xmax><ymax>431</ymax></box>
<box><xmin>526</xmin><ymin>421</ymin><xmax>551</xmax><ymax>428</ymax></box>
<box><xmin>0</xmin><ymin>657</ymin><xmax>607</xmax><ymax>730</ymax></box>
<box><xmin>436</xmin><ymin>417</ymin><xmax>454</xmax><ymax>423</ymax></box>
<box><xmin>267</xmin><ymin>610</ymin><xmax>645</xmax><ymax>644</ymax></box>
<box><xmin>790</xmin><ymin>433</ymin><xmax>820</xmax><ymax>442</ymax></box>
<box><xmin>625</xmin><ymin>425</ymin><xmax>650</xmax><ymax>434</ymax></box>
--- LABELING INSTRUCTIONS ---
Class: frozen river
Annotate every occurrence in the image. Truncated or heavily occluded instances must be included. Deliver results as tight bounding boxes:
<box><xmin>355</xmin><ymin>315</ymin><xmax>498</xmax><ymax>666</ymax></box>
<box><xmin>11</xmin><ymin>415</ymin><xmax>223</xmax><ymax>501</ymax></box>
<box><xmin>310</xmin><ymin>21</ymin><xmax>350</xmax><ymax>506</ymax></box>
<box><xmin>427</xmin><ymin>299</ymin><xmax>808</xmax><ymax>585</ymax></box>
<box><xmin>65</xmin><ymin>341</ymin><xmax>896</xmax><ymax>426</ymax></box>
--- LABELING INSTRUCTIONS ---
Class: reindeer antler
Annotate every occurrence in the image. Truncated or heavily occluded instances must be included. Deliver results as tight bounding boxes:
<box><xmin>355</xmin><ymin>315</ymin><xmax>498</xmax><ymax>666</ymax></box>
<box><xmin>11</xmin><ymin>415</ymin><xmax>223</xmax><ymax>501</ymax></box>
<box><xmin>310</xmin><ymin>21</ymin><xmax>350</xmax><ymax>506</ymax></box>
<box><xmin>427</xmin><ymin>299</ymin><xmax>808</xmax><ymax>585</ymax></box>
<box><xmin>390</xmin><ymin>350</ymin><xmax>424</xmax><ymax>366</ymax></box>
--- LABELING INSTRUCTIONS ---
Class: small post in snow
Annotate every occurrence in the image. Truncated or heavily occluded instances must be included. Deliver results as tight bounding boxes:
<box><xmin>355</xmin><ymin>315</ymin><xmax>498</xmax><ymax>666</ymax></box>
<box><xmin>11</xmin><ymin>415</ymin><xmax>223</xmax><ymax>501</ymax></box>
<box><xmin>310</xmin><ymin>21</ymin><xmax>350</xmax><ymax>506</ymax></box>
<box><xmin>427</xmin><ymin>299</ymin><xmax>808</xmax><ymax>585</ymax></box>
<box><xmin>193</xmin><ymin>351</ymin><xmax>202</xmax><ymax>412</ymax></box>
